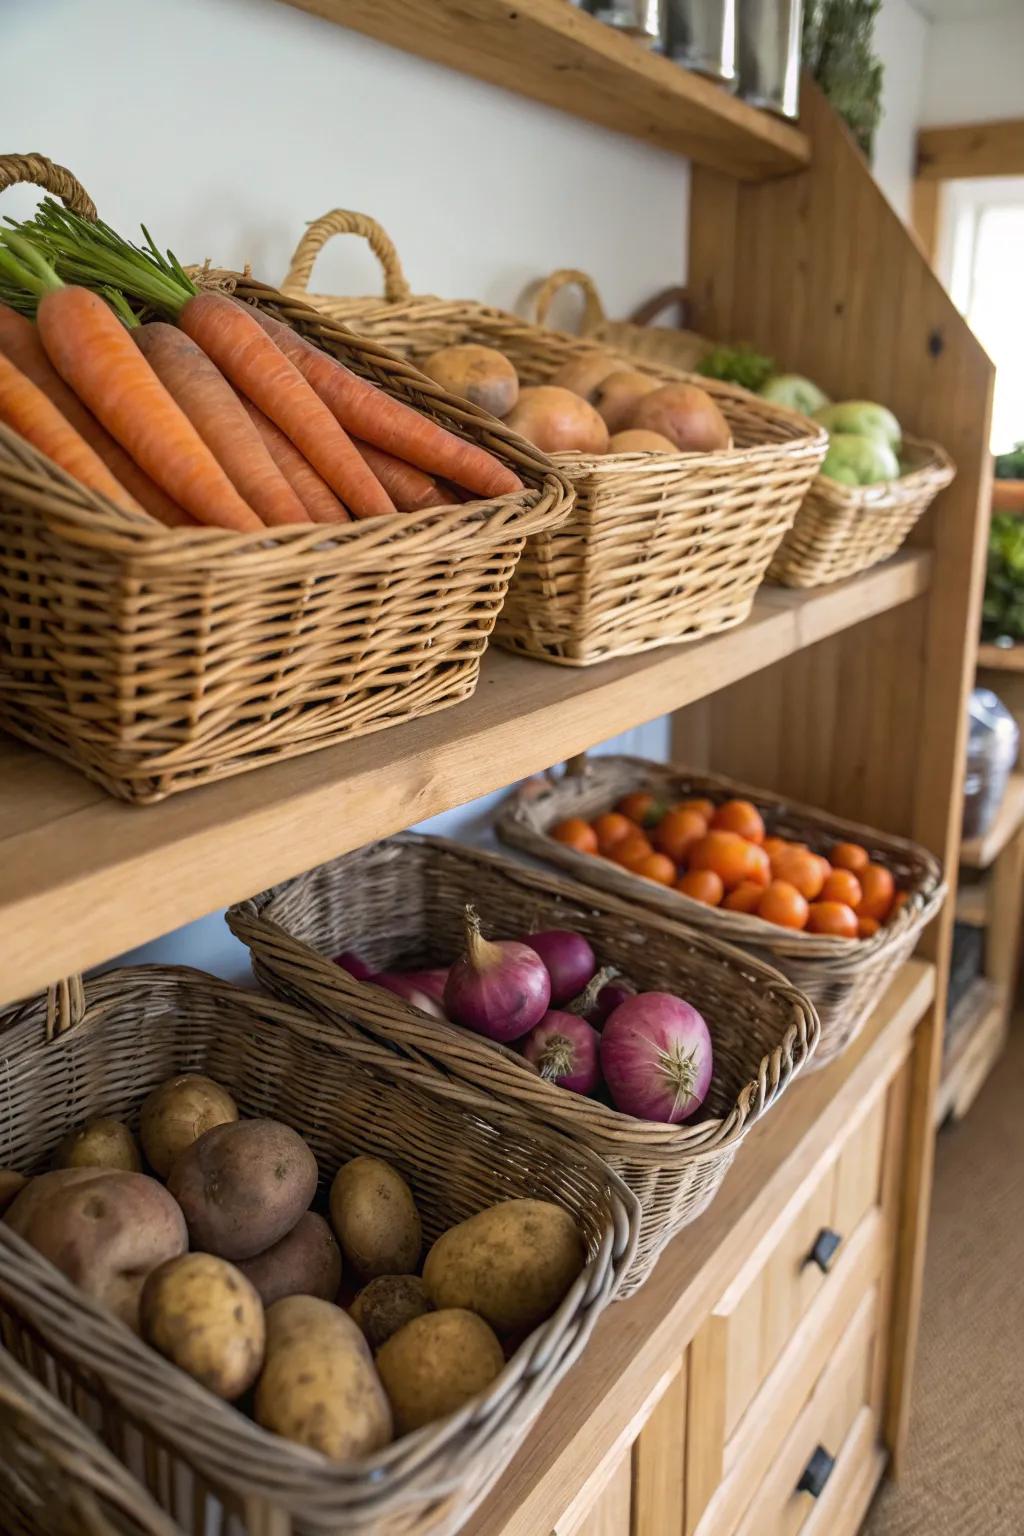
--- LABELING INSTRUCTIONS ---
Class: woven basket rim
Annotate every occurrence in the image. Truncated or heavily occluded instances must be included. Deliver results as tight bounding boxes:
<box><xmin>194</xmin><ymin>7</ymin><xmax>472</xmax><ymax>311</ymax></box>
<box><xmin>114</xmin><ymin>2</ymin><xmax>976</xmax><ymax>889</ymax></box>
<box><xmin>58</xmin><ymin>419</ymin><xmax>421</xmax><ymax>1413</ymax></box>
<box><xmin>811</xmin><ymin>434</ymin><xmax>955</xmax><ymax>511</ymax></box>
<box><xmin>228</xmin><ymin>833</ymin><xmax>821</xmax><ymax>1162</ymax></box>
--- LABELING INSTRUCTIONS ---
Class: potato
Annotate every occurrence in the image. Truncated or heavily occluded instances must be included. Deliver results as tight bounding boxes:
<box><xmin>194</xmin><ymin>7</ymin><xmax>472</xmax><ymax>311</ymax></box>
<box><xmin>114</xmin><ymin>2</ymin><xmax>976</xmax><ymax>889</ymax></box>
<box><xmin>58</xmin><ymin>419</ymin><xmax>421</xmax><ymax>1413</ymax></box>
<box><xmin>54</xmin><ymin>1117</ymin><xmax>141</xmax><ymax>1173</ymax></box>
<box><xmin>6</xmin><ymin>1169</ymin><xmax>187</xmax><ymax>1332</ymax></box>
<box><xmin>504</xmin><ymin>387</ymin><xmax>609</xmax><ymax>455</ymax></box>
<box><xmin>141</xmin><ymin>1252</ymin><xmax>265</xmax><ymax>1400</ymax></box>
<box><xmin>376</xmin><ymin>1309</ymin><xmax>504</xmax><ymax>1435</ymax></box>
<box><xmin>350</xmin><ymin>1275</ymin><xmax>431</xmax><ymax>1352</ymax></box>
<box><xmin>423</xmin><ymin>1199</ymin><xmax>585</xmax><ymax>1336</ymax></box>
<box><xmin>330</xmin><ymin>1157</ymin><xmax>421</xmax><ymax>1281</ymax></box>
<box><xmin>0</xmin><ymin>1170</ymin><xmax>28</xmax><ymax>1215</ymax></box>
<box><xmin>139</xmin><ymin>1074</ymin><xmax>238</xmax><ymax>1178</ymax></box>
<box><xmin>607</xmin><ymin>429</ymin><xmax>678</xmax><ymax>454</ymax></box>
<box><xmin>420</xmin><ymin>344</ymin><xmax>519</xmax><ymax>418</ymax></box>
<box><xmin>256</xmin><ymin>1295</ymin><xmax>392</xmax><ymax>1460</ymax></box>
<box><xmin>591</xmin><ymin>370</ymin><xmax>658</xmax><ymax>434</ymax></box>
<box><xmin>550</xmin><ymin>352</ymin><xmax>620</xmax><ymax>403</ymax></box>
<box><xmin>237</xmin><ymin>1212</ymin><xmax>342</xmax><ymax>1307</ymax></box>
<box><xmin>626</xmin><ymin>383</ymin><xmax>733</xmax><ymax>453</ymax></box>
<box><xmin>168</xmin><ymin>1119</ymin><xmax>317</xmax><ymax>1262</ymax></box>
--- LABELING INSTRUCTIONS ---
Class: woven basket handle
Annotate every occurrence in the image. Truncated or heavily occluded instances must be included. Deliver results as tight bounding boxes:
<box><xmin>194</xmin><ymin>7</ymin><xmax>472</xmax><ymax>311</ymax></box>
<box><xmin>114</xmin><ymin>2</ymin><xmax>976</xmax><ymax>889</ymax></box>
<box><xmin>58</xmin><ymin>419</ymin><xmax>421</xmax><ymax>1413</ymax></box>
<box><xmin>283</xmin><ymin>209</ymin><xmax>412</xmax><ymax>303</ymax></box>
<box><xmin>0</xmin><ymin>153</ymin><xmax>97</xmax><ymax>218</ymax></box>
<box><xmin>44</xmin><ymin>976</ymin><xmax>86</xmax><ymax>1041</ymax></box>
<box><xmin>532</xmin><ymin>268</ymin><xmax>608</xmax><ymax>332</ymax></box>
<box><xmin>628</xmin><ymin>285</ymin><xmax>692</xmax><ymax>328</ymax></box>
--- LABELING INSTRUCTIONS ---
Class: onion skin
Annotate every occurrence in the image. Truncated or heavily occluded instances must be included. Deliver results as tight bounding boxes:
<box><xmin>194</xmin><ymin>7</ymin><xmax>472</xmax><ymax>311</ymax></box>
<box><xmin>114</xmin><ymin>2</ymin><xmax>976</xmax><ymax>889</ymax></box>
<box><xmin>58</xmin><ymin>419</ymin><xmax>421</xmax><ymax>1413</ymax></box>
<box><xmin>371</xmin><ymin>973</ymin><xmax>446</xmax><ymax>1019</ymax></box>
<box><xmin>590</xmin><ymin>980</ymin><xmax>637</xmax><ymax>1026</ymax></box>
<box><xmin>444</xmin><ymin>907</ymin><xmax>551</xmax><ymax>1043</ymax></box>
<box><xmin>521</xmin><ymin>1011</ymin><xmax>602</xmax><ymax>1095</ymax></box>
<box><xmin>600</xmin><ymin>993</ymin><xmax>712</xmax><ymax>1123</ymax></box>
<box><xmin>400</xmin><ymin>968</ymin><xmax>449</xmax><ymax>1007</ymax></box>
<box><xmin>522</xmin><ymin>931</ymin><xmax>597</xmax><ymax>1006</ymax></box>
<box><xmin>335</xmin><ymin>950</ymin><xmax>373</xmax><ymax>981</ymax></box>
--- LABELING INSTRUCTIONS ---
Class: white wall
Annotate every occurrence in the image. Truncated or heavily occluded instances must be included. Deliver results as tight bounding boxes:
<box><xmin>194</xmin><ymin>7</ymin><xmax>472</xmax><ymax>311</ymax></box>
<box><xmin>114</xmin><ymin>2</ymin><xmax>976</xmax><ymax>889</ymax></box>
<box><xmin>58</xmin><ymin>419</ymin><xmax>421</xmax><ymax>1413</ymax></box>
<box><xmin>920</xmin><ymin>8</ymin><xmax>1024</xmax><ymax>127</ymax></box>
<box><xmin>872</xmin><ymin>0</ymin><xmax>930</xmax><ymax>220</ymax></box>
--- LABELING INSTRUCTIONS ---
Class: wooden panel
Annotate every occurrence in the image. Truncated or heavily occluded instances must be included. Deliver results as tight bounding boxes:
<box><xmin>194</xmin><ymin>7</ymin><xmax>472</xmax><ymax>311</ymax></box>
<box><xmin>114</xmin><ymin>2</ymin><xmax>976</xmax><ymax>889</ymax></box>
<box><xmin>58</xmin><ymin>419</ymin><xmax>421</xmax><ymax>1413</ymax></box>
<box><xmin>632</xmin><ymin>1364</ymin><xmax>686</xmax><ymax>1536</ymax></box>
<box><xmin>935</xmin><ymin>978</ymin><xmax>1008</xmax><ymax>1127</ymax></box>
<box><xmin>985</xmin><ymin>821</ymin><xmax>1024</xmax><ymax>989</ymax></box>
<box><xmin>831</xmin><ymin>1094</ymin><xmax>886</xmax><ymax>1240</ymax></box>
<box><xmin>917</xmin><ymin>118</ymin><xmax>1024</xmax><ymax>180</ymax></box>
<box><xmin>685</xmin><ymin>1324</ymin><xmax>728</xmax><ymax>1535</ymax></box>
<box><xmin>570</xmin><ymin>1451</ymin><xmax>633</xmax><ymax>1536</ymax></box>
<box><xmin>0</xmin><ymin>551</ymin><xmax>930</xmax><ymax>1010</ymax></box>
<box><xmin>960</xmin><ymin>775</ymin><xmax>1024</xmax><ymax>869</ymax></box>
<box><xmin>911</xmin><ymin>178</ymin><xmax>942</xmax><ymax>268</ymax></box>
<box><xmin>977</xmin><ymin>643</ymin><xmax>1024</xmax><ymax>672</ymax></box>
<box><xmin>280</xmin><ymin>0</ymin><xmax>809</xmax><ymax>177</ymax></box>
<box><xmin>688</xmin><ymin>79</ymin><xmax>995</xmax><ymax>1470</ymax></box>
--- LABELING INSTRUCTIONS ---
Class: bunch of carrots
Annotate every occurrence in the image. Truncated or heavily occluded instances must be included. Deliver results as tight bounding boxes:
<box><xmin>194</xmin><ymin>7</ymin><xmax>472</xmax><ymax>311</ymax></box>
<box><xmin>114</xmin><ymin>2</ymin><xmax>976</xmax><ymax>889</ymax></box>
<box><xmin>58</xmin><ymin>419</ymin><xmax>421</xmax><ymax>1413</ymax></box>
<box><xmin>0</xmin><ymin>201</ymin><xmax>522</xmax><ymax>532</ymax></box>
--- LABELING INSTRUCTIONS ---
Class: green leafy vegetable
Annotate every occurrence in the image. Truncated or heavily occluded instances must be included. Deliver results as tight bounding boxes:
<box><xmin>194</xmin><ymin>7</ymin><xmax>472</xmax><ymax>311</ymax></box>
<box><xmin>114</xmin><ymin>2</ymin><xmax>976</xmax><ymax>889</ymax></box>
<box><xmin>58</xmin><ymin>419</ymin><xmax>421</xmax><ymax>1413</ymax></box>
<box><xmin>983</xmin><ymin>512</ymin><xmax>1024</xmax><ymax>641</ymax></box>
<box><xmin>995</xmin><ymin>442</ymin><xmax>1024</xmax><ymax>481</ymax></box>
<box><xmin>697</xmin><ymin>343</ymin><xmax>775</xmax><ymax>393</ymax></box>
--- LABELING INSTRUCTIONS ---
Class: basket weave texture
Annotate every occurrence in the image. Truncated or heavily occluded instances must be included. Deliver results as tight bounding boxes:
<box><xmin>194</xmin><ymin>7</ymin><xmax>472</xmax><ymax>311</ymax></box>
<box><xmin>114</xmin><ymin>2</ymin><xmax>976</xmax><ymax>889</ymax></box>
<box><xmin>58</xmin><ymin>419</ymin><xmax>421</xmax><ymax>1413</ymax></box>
<box><xmin>531</xmin><ymin>267</ymin><xmax>711</xmax><ymax>375</ymax></box>
<box><xmin>0</xmin><ymin>156</ymin><xmax>570</xmax><ymax>803</ymax></box>
<box><xmin>496</xmin><ymin>757</ymin><xmax>946</xmax><ymax>1068</ymax></box>
<box><xmin>0</xmin><ymin>966</ymin><xmax>634</xmax><ymax>1536</ymax></box>
<box><xmin>282</xmin><ymin>212</ymin><xmax>827</xmax><ymax>665</ymax></box>
<box><xmin>768</xmin><ymin>437</ymin><xmax>956</xmax><ymax>587</ymax></box>
<box><xmin>227</xmin><ymin>835</ymin><xmax>819</xmax><ymax>1293</ymax></box>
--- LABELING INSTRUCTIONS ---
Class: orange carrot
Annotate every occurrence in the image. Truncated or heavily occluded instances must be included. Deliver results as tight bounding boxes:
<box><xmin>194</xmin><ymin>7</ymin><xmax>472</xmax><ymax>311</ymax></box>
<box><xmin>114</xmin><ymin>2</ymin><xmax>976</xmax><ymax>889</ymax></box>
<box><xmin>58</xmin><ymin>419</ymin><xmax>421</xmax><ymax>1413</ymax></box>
<box><xmin>0</xmin><ymin>302</ymin><xmax>193</xmax><ymax>528</ymax></box>
<box><xmin>133</xmin><ymin>323</ymin><xmax>310</xmax><ymax>527</ymax></box>
<box><xmin>0</xmin><ymin>349</ymin><xmax>144</xmax><ymax>512</ymax></box>
<box><xmin>239</xmin><ymin>398</ymin><xmax>349</xmax><ymax>524</ymax></box>
<box><xmin>36</xmin><ymin>287</ymin><xmax>263</xmax><ymax>533</ymax></box>
<box><xmin>175</xmin><ymin>293</ymin><xmax>395</xmax><ymax>519</ymax></box>
<box><xmin>351</xmin><ymin>438</ymin><xmax>450</xmax><ymax>512</ymax></box>
<box><xmin>248</xmin><ymin>308</ymin><xmax>524</xmax><ymax>499</ymax></box>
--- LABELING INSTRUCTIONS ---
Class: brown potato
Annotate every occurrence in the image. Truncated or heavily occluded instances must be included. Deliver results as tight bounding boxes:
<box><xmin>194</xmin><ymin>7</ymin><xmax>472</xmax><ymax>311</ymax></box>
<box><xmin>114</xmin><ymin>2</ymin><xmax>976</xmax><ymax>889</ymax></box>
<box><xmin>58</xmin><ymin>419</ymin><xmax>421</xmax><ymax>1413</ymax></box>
<box><xmin>591</xmin><ymin>370</ymin><xmax>658</xmax><ymax>434</ymax></box>
<box><xmin>256</xmin><ymin>1295</ymin><xmax>392</xmax><ymax>1460</ymax></box>
<box><xmin>139</xmin><ymin>1074</ymin><xmax>238</xmax><ymax>1178</ymax></box>
<box><xmin>168</xmin><ymin>1120</ymin><xmax>317</xmax><ymax>1262</ymax></box>
<box><xmin>550</xmin><ymin>352</ymin><xmax>620</xmax><ymax>403</ymax></box>
<box><xmin>350</xmin><ymin>1275</ymin><xmax>431</xmax><ymax>1352</ymax></box>
<box><xmin>54</xmin><ymin>1117</ymin><xmax>141</xmax><ymax>1173</ymax></box>
<box><xmin>420</xmin><ymin>344</ymin><xmax>519</xmax><ymax>418</ymax></box>
<box><xmin>504</xmin><ymin>386</ymin><xmax>609</xmax><ymax>455</ymax></box>
<box><xmin>423</xmin><ymin>1199</ymin><xmax>585</xmax><ymax>1336</ymax></box>
<box><xmin>376</xmin><ymin>1309</ymin><xmax>504</xmax><ymax>1435</ymax></box>
<box><xmin>0</xmin><ymin>1170</ymin><xmax>28</xmax><ymax>1215</ymax></box>
<box><xmin>6</xmin><ymin>1169</ymin><xmax>187</xmax><ymax>1332</ymax></box>
<box><xmin>607</xmin><ymin>429</ymin><xmax>679</xmax><ymax>454</ymax></box>
<box><xmin>141</xmin><ymin>1252</ymin><xmax>265</xmax><ymax>1401</ymax></box>
<box><xmin>237</xmin><ymin>1212</ymin><xmax>342</xmax><ymax>1307</ymax></box>
<box><xmin>330</xmin><ymin>1157</ymin><xmax>421</xmax><ymax>1281</ymax></box>
<box><xmin>625</xmin><ymin>383</ymin><xmax>733</xmax><ymax>453</ymax></box>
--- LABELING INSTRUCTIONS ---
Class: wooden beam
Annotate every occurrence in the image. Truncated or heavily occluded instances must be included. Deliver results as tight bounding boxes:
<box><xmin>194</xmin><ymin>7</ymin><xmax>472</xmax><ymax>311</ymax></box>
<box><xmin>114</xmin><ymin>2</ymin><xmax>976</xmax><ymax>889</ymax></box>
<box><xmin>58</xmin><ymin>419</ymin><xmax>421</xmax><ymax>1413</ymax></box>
<box><xmin>910</xmin><ymin>178</ymin><xmax>942</xmax><ymax>268</ymax></box>
<box><xmin>917</xmin><ymin>117</ymin><xmax>1024</xmax><ymax>181</ymax></box>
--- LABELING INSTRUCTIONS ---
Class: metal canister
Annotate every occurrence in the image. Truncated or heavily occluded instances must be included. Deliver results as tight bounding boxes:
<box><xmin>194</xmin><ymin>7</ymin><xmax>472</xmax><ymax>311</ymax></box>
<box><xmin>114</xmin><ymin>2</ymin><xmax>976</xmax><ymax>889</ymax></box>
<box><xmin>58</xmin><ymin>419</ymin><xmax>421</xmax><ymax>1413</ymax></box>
<box><xmin>590</xmin><ymin>1</ymin><xmax>663</xmax><ymax>47</ymax></box>
<box><xmin>737</xmin><ymin>0</ymin><xmax>803</xmax><ymax>118</ymax></box>
<box><xmin>663</xmin><ymin>0</ymin><xmax>737</xmax><ymax>86</ymax></box>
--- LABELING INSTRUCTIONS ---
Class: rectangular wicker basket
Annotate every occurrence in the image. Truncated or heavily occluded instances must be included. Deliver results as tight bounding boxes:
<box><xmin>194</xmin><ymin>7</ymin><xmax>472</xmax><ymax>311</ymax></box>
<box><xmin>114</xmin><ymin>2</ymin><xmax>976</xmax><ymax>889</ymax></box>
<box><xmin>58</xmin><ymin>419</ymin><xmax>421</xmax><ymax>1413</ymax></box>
<box><xmin>496</xmin><ymin>757</ymin><xmax>945</xmax><ymax>1068</ymax></box>
<box><xmin>226</xmin><ymin>835</ymin><xmax>819</xmax><ymax>1294</ymax></box>
<box><xmin>281</xmin><ymin>212</ymin><xmax>828</xmax><ymax>665</ymax></box>
<box><xmin>0</xmin><ymin>966</ymin><xmax>635</xmax><ymax>1536</ymax></box>
<box><xmin>0</xmin><ymin>156</ymin><xmax>571</xmax><ymax>803</ymax></box>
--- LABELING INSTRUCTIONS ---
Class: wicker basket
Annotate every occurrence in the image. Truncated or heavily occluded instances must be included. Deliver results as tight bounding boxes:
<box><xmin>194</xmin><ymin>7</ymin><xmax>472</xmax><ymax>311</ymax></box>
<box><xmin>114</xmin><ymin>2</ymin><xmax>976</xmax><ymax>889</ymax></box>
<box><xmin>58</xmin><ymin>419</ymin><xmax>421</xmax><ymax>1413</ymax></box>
<box><xmin>0</xmin><ymin>156</ymin><xmax>571</xmax><ymax>803</ymax></box>
<box><xmin>530</xmin><ymin>268</ymin><xmax>711</xmax><ymax>375</ymax></box>
<box><xmin>0</xmin><ymin>966</ymin><xmax>634</xmax><ymax>1536</ymax></box>
<box><xmin>496</xmin><ymin>757</ymin><xmax>945</xmax><ymax>1068</ymax></box>
<box><xmin>769</xmin><ymin>436</ymin><xmax>956</xmax><ymax>587</ymax></box>
<box><xmin>227</xmin><ymin>835</ymin><xmax>819</xmax><ymax>1293</ymax></box>
<box><xmin>282</xmin><ymin>211</ymin><xmax>827</xmax><ymax>664</ymax></box>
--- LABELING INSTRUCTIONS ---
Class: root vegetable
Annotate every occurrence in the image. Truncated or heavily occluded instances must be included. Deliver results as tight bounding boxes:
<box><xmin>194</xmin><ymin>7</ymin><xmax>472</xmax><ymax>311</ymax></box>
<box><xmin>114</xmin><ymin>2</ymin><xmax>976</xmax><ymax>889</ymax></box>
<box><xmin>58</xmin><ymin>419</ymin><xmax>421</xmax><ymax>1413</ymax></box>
<box><xmin>350</xmin><ymin>1274</ymin><xmax>431</xmax><ymax>1352</ymax></box>
<box><xmin>626</xmin><ymin>383</ymin><xmax>732</xmax><ymax>453</ymax></box>
<box><xmin>54</xmin><ymin>1117</ymin><xmax>141</xmax><ymax>1173</ymax></box>
<box><xmin>607</xmin><ymin>429</ymin><xmax>678</xmax><ymax>454</ymax></box>
<box><xmin>600</xmin><ymin>994</ymin><xmax>712</xmax><ymax>1123</ymax></box>
<box><xmin>504</xmin><ymin>385</ymin><xmax>609</xmax><ymax>455</ymax></box>
<box><xmin>141</xmin><ymin>1252</ymin><xmax>265</xmax><ymax>1400</ymax></box>
<box><xmin>168</xmin><ymin>1120</ymin><xmax>317</xmax><ymax>1262</ymax></box>
<box><xmin>444</xmin><ymin>906</ymin><xmax>551</xmax><ymax>1042</ymax></box>
<box><xmin>521</xmin><ymin>930</ymin><xmax>596</xmax><ymax>1006</ymax></box>
<box><xmin>139</xmin><ymin>1074</ymin><xmax>238</xmax><ymax>1179</ymax></box>
<box><xmin>237</xmin><ymin>1212</ymin><xmax>343</xmax><ymax>1307</ymax></box>
<box><xmin>591</xmin><ymin>370</ymin><xmax>658</xmax><ymax>433</ymax></box>
<box><xmin>376</xmin><ymin>1308</ymin><xmax>504</xmax><ymax>1434</ymax></box>
<box><xmin>521</xmin><ymin>1011</ymin><xmax>601</xmax><ymax>1095</ymax></box>
<box><xmin>420</xmin><ymin>344</ymin><xmax>519</xmax><ymax>418</ymax></box>
<box><xmin>329</xmin><ymin>1156</ymin><xmax>422</xmax><ymax>1280</ymax></box>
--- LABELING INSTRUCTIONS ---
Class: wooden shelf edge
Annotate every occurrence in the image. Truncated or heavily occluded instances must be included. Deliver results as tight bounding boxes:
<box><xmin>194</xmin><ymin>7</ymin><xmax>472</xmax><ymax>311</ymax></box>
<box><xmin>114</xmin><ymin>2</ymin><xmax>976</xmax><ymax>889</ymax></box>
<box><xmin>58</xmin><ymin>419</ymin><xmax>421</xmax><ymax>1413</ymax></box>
<box><xmin>960</xmin><ymin>774</ymin><xmax>1024</xmax><ymax>869</ymax></box>
<box><xmin>935</xmin><ymin>977</ymin><xmax>1008</xmax><ymax>1127</ymax></box>
<box><xmin>977</xmin><ymin>642</ymin><xmax>1024</xmax><ymax>673</ymax></box>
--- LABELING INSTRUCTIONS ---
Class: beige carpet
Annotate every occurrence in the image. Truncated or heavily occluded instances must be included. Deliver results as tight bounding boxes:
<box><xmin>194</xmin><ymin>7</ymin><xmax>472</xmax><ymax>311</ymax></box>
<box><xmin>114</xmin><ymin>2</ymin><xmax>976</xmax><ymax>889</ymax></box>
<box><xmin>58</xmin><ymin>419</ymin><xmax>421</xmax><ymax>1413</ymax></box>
<box><xmin>865</xmin><ymin>1022</ymin><xmax>1024</xmax><ymax>1535</ymax></box>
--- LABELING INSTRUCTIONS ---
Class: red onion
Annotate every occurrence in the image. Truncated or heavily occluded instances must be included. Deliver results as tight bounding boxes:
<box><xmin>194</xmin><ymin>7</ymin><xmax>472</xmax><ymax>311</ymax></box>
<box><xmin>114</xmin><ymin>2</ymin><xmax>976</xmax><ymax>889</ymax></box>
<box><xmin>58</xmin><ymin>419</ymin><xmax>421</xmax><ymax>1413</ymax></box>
<box><xmin>444</xmin><ymin>907</ymin><xmax>551</xmax><ymax>1042</ymax></box>
<box><xmin>335</xmin><ymin>950</ymin><xmax>372</xmax><ymax>981</ymax></box>
<box><xmin>401</xmin><ymin>968</ymin><xmax>449</xmax><ymax>1007</ymax></box>
<box><xmin>371</xmin><ymin>973</ymin><xmax>446</xmax><ymax>1019</ymax></box>
<box><xmin>522</xmin><ymin>930</ymin><xmax>596</xmax><ymax>1006</ymax></box>
<box><xmin>566</xmin><ymin>967</ymin><xmax>635</xmax><ymax>1027</ymax></box>
<box><xmin>600</xmin><ymin>993</ymin><xmax>712</xmax><ymax>1123</ymax></box>
<box><xmin>522</xmin><ymin>1011</ymin><xmax>602</xmax><ymax>1095</ymax></box>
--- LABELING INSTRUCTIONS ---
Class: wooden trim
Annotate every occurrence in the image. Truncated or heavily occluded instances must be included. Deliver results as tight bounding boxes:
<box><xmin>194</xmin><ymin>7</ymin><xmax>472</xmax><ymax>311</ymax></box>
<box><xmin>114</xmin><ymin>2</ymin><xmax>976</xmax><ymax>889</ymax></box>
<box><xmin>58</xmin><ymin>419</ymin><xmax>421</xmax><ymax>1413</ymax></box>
<box><xmin>910</xmin><ymin>178</ymin><xmax>942</xmax><ymax>268</ymax></box>
<box><xmin>917</xmin><ymin>118</ymin><xmax>1024</xmax><ymax>181</ymax></box>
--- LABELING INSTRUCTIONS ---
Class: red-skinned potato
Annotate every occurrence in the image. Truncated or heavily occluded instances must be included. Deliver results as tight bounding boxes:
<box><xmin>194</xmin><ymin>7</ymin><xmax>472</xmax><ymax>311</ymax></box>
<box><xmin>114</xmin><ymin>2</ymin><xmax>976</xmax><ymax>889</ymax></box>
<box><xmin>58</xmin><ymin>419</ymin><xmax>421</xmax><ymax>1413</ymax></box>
<box><xmin>168</xmin><ymin>1120</ymin><xmax>317</xmax><ymax>1262</ymax></box>
<box><xmin>607</xmin><ymin>429</ymin><xmax>678</xmax><ymax>454</ymax></box>
<box><xmin>591</xmin><ymin>370</ymin><xmax>658</xmax><ymax>434</ymax></box>
<box><xmin>626</xmin><ymin>383</ymin><xmax>733</xmax><ymax>452</ymax></box>
<box><xmin>420</xmin><ymin>345</ymin><xmax>519</xmax><ymax>418</ymax></box>
<box><xmin>550</xmin><ymin>352</ymin><xmax>620</xmax><ymax>403</ymax></box>
<box><xmin>0</xmin><ymin>1170</ymin><xmax>28</xmax><ymax>1214</ymax></box>
<box><xmin>238</xmin><ymin>1212</ymin><xmax>343</xmax><ymax>1307</ymax></box>
<box><xmin>504</xmin><ymin>386</ymin><xmax>609</xmax><ymax>455</ymax></box>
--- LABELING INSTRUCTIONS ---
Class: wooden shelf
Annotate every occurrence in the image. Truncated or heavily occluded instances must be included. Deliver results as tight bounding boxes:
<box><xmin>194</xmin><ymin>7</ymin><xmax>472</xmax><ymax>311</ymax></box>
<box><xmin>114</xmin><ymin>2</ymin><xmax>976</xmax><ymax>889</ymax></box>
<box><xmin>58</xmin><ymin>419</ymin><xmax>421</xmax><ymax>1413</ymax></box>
<box><xmin>464</xmin><ymin>959</ymin><xmax>936</xmax><ymax>1536</ymax></box>
<box><xmin>960</xmin><ymin>774</ymin><xmax>1024</xmax><ymax>869</ymax></box>
<box><xmin>954</xmin><ymin>878</ymin><xmax>989</xmax><ymax>928</ymax></box>
<box><xmin>977</xmin><ymin>642</ymin><xmax>1024</xmax><ymax>673</ymax></box>
<box><xmin>935</xmin><ymin>977</ymin><xmax>1007</xmax><ymax>1127</ymax></box>
<box><xmin>0</xmin><ymin>552</ymin><xmax>930</xmax><ymax>1009</ymax></box>
<box><xmin>283</xmin><ymin>0</ymin><xmax>810</xmax><ymax>178</ymax></box>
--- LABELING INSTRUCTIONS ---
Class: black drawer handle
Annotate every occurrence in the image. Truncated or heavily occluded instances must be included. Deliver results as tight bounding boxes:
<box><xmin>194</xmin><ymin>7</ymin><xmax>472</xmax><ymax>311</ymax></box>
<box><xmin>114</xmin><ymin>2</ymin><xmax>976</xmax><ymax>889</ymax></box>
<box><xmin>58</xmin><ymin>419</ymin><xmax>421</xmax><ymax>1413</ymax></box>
<box><xmin>805</xmin><ymin>1228</ymin><xmax>842</xmax><ymax>1273</ymax></box>
<box><xmin>798</xmin><ymin>1444</ymin><xmax>836</xmax><ymax>1498</ymax></box>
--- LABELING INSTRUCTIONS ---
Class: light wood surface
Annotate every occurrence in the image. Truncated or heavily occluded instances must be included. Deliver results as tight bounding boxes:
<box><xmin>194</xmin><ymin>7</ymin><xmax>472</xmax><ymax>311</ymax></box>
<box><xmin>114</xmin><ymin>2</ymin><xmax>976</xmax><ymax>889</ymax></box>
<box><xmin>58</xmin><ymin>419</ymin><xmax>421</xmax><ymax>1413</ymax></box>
<box><xmin>464</xmin><ymin>959</ymin><xmax>935</xmax><ymax>1536</ymax></box>
<box><xmin>916</xmin><ymin>117</ymin><xmax>1024</xmax><ymax>181</ymax></box>
<box><xmin>960</xmin><ymin>775</ymin><xmax>1024</xmax><ymax>868</ymax></box>
<box><xmin>632</xmin><ymin>1365</ymin><xmax>687</xmax><ymax>1536</ymax></box>
<box><xmin>935</xmin><ymin>978</ymin><xmax>1007</xmax><ymax>1126</ymax></box>
<box><xmin>910</xmin><ymin>178</ymin><xmax>942</xmax><ymax>268</ymax></box>
<box><xmin>279</xmin><ymin>0</ymin><xmax>810</xmax><ymax>178</ymax></box>
<box><xmin>954</xmin><ymin>878</ymin><xmax>989</xmax><ymax>927</ymax></box>
<box><xmin>0</xmin><ymin>552</ymin><xmax>930</xmax><ymax>1009</ymax></box>
<box><xmin>977</xmin><ymin>642</ymin><xmax>1024</xmax><ymax>672</ymax></box>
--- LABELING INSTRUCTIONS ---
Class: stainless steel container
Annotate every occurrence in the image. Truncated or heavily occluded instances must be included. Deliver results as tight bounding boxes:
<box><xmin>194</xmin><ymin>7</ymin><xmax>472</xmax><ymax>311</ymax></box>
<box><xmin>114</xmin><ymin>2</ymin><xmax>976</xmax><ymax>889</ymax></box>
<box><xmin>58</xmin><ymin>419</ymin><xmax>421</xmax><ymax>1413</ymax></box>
<box><xmin>737</xmin><ymin>0</ymin><xmax>803</xmax><ymax>118</ymax></box>
<box><xmin>591</xmin><ymin>1</ymin><xmax>662</xmax><ymax>46</ymax></box>
<box><xmin>664</xmin><ymin>0</ymin><xmax>737</xmax><ymax>86</ymax></box>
